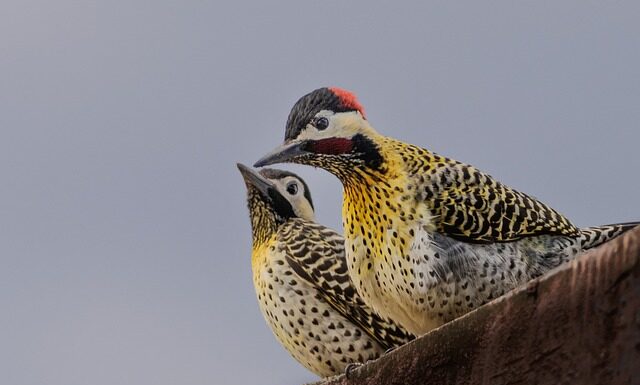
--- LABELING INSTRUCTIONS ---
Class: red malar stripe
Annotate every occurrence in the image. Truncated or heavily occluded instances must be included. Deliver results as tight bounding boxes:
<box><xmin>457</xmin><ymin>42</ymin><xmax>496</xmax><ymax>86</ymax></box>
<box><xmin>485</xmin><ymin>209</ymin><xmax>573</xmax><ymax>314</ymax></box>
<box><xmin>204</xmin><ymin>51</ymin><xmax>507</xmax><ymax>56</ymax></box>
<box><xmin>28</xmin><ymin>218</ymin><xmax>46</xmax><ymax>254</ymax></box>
<box><xmin>310</xmin><ymin>138</ymin><xmax>353</xmax><ymax>155</ymax></box>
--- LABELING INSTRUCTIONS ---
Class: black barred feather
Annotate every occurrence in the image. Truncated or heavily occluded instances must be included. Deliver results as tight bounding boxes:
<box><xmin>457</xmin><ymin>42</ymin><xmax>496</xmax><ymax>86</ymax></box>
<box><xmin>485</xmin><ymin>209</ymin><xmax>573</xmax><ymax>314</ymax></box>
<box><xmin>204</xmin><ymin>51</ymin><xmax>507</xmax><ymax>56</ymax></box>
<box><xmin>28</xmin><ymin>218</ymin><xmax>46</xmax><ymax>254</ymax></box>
<box><xmin>279</xmin><ymin>218</ymin><xmax>414</xmax><ymax>349</ymax></box>
<box><xmin>579</xmin><ymin>222</ymin><xmax>640</xmax><ymax>249</ymax></box>
<box><xmin>390</xmin><ymin>139</ymin><xmax>580</xmax><ymax>243</ymax></box>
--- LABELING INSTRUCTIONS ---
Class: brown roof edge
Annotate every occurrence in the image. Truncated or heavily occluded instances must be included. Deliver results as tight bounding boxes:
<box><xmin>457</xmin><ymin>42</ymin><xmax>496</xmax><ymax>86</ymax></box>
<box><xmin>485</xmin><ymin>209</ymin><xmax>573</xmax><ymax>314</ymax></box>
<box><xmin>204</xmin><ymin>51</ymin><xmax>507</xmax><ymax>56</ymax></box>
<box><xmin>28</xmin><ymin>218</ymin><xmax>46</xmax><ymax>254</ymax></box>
<box><xmin>309</xmin><ymin>226</ymin><xmax>640</xmax><ymax>385</ymax></box>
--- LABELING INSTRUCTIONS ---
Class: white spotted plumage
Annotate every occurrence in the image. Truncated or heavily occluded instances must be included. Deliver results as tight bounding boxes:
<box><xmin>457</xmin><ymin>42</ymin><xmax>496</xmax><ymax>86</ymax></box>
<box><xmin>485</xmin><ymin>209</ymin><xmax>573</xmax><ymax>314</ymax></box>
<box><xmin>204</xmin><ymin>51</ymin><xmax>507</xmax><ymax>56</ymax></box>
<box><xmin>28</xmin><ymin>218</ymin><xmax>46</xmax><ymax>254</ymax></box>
<box><xmin>238</xmin><ymin>164</ymin><xmax>413</xmax><ymax>377</ymax></box>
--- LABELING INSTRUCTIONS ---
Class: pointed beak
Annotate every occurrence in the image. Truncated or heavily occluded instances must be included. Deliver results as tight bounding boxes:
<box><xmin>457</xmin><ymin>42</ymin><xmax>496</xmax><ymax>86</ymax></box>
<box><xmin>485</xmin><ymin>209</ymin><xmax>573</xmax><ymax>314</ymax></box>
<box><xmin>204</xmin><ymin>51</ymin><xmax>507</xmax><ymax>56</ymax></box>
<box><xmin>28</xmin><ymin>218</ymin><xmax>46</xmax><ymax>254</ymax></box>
<box><xmin>236</xmin><ymin>163</ymin><xmax>274</xmax><ymax>197</ymax></box>
<box><xmin>253</xmin><ymin>141</ymin><xmax>309</xmax><ymax>168</ymax></box>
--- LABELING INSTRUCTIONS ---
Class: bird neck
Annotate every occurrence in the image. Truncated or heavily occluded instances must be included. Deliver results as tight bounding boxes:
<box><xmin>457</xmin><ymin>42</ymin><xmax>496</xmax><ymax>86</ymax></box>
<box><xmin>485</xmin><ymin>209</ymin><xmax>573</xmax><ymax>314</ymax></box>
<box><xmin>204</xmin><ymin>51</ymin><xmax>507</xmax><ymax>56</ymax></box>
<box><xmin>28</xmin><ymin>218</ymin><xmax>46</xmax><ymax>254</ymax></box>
<box><xmin>340</xmin><ymin>135</ymin><xmax>442</xmax><ymax>249</ymax></box>
<box><xmin>250</xmin><ymin>209</ymin><xmax>279</xmax><ymax>248</ymax></box>
<box><xmin>338</xmin><ymin>134</ymin><xmax>419</xmax><ymax>188</ymax></box>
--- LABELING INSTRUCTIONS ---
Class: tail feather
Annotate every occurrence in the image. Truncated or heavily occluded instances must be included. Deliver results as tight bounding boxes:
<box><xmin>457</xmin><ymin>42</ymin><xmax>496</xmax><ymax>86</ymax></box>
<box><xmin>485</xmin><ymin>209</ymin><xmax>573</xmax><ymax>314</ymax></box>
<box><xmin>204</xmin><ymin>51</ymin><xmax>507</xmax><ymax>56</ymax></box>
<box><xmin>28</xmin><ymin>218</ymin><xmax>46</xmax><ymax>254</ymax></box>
<box><xmin>579</xmin><ymin>222</ymin><xmax>640</xmax><ymax>250</ymax></box>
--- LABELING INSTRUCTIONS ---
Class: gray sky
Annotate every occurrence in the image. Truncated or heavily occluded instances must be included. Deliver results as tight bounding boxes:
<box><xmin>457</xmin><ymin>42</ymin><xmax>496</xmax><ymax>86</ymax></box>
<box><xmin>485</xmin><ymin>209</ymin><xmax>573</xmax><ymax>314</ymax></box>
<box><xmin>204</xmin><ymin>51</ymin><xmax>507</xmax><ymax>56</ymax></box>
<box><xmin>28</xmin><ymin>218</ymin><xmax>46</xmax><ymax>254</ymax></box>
<box><xmin>1</xmin><ymin>1</ymin><xmax>638</xmax><ymax>384</ymax></box>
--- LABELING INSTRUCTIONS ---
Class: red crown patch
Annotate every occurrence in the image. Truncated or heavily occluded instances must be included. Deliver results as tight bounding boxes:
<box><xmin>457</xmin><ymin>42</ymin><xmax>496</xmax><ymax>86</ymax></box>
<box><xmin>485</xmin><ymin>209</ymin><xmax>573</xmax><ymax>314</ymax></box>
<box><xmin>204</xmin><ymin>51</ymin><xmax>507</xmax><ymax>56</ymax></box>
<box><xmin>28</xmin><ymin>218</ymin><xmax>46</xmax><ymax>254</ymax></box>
<box><xmin>329</xmin><ymin>87</ymin><xmax>366</xmax><ymax>118</ymax></box>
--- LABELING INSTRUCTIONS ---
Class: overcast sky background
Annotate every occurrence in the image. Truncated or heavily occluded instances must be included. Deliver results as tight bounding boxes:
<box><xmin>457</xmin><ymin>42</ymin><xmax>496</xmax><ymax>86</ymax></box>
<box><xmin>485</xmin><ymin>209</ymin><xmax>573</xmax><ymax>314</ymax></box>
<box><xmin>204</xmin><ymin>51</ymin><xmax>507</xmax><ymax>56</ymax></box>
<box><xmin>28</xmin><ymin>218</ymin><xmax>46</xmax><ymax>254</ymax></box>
<box><xmin>1</xmin><ymin>1</ymin><xmax>639</xmax><ymax>385</ymax></box>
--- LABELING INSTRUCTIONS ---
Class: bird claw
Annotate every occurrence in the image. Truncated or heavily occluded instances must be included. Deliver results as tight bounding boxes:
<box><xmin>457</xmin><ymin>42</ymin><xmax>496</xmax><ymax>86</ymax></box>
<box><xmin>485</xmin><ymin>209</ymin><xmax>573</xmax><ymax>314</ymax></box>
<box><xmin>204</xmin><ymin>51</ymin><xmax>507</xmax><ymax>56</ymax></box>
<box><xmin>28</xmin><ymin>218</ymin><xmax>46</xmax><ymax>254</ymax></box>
<box><xmin>384</xmin><ymin>346</ymin><xmax>397</xmax><ymax>355</ymax></box>
<box><xmin>344</xmin><ymin>362</ymin><xmax>363</xmax><ymax>379</ymax></box>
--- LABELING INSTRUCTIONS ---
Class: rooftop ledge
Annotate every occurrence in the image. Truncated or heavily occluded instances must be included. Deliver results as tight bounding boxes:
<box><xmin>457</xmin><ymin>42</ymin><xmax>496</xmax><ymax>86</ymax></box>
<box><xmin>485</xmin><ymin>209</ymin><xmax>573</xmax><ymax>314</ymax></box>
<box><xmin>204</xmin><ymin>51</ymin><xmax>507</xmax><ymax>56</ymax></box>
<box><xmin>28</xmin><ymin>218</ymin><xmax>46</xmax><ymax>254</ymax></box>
<box><xmin>310</xmin><ymin>226</ymin><xmax>640</xmax><ymax>385</ymax></box>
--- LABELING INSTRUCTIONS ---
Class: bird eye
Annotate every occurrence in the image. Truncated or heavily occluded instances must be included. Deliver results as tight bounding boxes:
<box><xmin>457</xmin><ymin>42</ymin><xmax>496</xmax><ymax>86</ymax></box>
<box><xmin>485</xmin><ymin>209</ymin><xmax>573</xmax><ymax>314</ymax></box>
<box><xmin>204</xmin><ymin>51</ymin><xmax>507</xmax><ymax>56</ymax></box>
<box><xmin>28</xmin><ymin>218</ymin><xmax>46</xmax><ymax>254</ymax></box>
<box><xmin>313</xmin><ymin>117</ymin><xmax>329</xmax><ymax>130</ymax></box>
<box><xmin>286</xmin><ymin>182</ymin><xmax>298</xmax><ymax>195</ymax></box>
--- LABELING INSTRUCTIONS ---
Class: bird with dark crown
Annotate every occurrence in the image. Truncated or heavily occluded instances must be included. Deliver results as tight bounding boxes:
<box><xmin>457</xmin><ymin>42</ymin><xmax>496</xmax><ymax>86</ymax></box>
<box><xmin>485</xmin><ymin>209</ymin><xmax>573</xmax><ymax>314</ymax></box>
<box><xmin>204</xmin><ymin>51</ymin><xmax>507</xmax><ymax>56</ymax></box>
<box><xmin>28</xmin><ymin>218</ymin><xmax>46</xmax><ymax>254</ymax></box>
<box><xmin>237</xmin><ymin>163</ymin><xmax>414</xmax><ymax>377</ymax></box>
<box><xmin>254</xmin><ymin>87</ymin><xmax>639</xmax><ymax>335</ymax></box>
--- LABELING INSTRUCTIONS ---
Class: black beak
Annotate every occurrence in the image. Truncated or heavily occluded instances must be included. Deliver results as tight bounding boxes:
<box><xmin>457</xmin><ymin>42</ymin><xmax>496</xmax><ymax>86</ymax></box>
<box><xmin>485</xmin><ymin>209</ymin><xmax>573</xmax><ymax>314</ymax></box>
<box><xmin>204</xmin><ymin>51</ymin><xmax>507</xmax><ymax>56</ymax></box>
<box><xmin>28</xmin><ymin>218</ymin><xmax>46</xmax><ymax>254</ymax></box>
<box><xmin>253</xmin><ymin>141</ymin><xmax>309</xmax><ymax>168</ymax></box>
<box><xmin>236</xmin><ymin>163</ymin><xmax>274</xmax><ymax>197</ymax></box>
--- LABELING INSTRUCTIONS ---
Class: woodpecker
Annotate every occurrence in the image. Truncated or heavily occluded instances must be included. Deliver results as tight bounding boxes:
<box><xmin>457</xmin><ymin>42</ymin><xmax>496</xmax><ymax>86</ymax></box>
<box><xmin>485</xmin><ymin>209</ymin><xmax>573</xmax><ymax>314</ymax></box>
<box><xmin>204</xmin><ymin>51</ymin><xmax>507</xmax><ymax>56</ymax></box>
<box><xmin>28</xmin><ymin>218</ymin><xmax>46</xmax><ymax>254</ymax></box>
<box><xmin>237</xmin><ymin>163</ymin><xmax>414</xmax><ymax>377</ymax></box>
<box><xmin>253</xmin><ymin>87</ymin><xmax>639</xmax><ymax>335</ymax></box>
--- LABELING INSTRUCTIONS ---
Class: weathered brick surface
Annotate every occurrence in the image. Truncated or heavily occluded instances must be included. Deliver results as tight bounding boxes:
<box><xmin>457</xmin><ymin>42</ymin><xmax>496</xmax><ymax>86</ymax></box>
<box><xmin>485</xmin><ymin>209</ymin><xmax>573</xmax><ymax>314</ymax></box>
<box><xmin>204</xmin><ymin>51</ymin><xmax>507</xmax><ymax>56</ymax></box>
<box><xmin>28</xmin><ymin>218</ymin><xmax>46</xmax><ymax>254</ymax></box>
<box><xmin>310</xmin><ymin>226</ymin><xmax>640</xmax><ymax>385</ymax></box>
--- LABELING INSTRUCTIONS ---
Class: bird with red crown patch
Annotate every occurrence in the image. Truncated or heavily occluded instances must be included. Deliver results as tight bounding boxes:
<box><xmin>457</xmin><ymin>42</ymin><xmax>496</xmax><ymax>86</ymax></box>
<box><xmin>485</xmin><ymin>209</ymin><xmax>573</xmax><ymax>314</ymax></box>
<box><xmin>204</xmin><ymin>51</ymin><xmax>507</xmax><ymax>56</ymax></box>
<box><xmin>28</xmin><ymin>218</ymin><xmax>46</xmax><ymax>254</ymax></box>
<box><xmin>254</xmin><ymin>86</ymin><xmax>639</xmax><ymax>336</ymax></box>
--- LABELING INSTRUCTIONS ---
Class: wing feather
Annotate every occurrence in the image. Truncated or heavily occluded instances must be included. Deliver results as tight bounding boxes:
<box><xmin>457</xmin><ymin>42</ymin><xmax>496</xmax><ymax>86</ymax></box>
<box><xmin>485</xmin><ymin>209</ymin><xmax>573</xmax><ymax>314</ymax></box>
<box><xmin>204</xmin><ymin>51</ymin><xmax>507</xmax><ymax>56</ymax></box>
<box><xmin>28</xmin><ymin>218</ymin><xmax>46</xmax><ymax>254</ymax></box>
<box><xmin>403</xmin><ymin>144</ymin><xmax>579</xmax><ymax>243</ymax></box>
<box><xmin>278</xmin><ymin>218</ymin><xmax>414</xmax><ymax>348</ymax></box>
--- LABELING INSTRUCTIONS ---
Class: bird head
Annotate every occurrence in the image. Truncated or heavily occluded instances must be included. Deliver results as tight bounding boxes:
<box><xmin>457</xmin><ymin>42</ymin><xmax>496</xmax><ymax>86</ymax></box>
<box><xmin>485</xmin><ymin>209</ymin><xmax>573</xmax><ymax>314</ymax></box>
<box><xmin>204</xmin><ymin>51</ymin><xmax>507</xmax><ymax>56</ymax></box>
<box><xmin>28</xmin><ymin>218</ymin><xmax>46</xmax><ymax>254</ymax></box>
<box><xmin>237</xmin><ymin>163</ymin><xmax>315</xmax><ymax>244</ymax></box>
<box><xmin>254</xmin><ymin>87</ymin><xmax>384</xmax><ymax>178</ymax></box>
